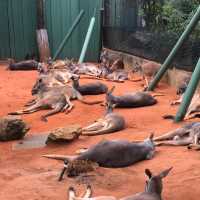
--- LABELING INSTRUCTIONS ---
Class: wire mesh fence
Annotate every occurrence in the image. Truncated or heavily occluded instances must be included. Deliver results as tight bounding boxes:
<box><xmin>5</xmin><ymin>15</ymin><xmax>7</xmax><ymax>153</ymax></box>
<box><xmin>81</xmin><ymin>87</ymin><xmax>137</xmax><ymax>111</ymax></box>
<box><xmin>103</xmin><ymin>0</ymin><xmax>200</xmax><ymax>71</ymax></box>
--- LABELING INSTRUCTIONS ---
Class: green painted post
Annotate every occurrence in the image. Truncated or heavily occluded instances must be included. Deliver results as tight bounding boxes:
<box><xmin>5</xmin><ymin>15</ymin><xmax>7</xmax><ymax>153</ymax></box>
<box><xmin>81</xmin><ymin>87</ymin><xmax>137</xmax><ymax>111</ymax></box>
<box><xmin>52</xmin><ymin>10</ymin><xmax>85</xmax><ymax>61</ymax></box>
<box><xmin>174</xmin><ymin>58</ymin><xmax>200</xmax><ymax>122</ymax></box>
<box><xmin>147</xmin><ymin>5</ymin><xmax>200</xmax><ymax>91</ymax></box>
<box><xmin>78</xmin><ymin>17</ymin><xmax>96</xmax><ymax>63</ymax></box>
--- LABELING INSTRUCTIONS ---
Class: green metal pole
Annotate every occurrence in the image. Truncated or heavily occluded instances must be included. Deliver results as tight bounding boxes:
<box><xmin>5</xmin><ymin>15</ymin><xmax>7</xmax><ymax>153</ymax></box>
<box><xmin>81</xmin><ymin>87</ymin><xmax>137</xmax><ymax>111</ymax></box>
<box><xmin>52</xmin><ymin>10</ymin><xmax>85</xmax><ymax>61</ymax></box>
<box><xmin>78</xmin><ymin>17</ymin><xmax>96</xmax><ymax>63</ymax></box>
<box><xmin>174</xmin><ymin>58</ymin><xmax>200</xmax><ymax>122</ymax></box>
<box><xmin>147</xmin><ymin>5</ymin><xmax>200</xmax><ymax>91</ymax></box>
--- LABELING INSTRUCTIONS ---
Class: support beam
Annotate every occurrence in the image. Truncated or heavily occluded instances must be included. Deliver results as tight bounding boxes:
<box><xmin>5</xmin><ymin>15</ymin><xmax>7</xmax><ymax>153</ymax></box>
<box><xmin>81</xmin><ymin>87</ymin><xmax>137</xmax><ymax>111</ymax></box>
<box><xmin>174</xmin><ymin>58</ymin><xmax>200</xmax><ymax>122</ymax></box>
<box><xmin>52</xmin><ymin>10</ymin><xmax>85</xmax><ymax>61</ymax></box>
<box><xmin>147</xmin><ymin>5</ymin><xmax>200</xmax><ymax>91</ymax></box>
<box><xmin>78</xmin><ymin>17</ymin><xmax>96</xmax><ymax>63</ymax></box>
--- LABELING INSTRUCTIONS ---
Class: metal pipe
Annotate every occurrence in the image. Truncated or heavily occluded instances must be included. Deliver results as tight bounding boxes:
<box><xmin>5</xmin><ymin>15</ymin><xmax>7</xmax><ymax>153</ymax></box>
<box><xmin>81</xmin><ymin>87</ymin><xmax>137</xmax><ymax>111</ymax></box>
<box><xmin>52</xmin><ymin>10</ymin><xmax>85</xmax><ymax>61</ymax></box>
<box><xmin>147</xmin><ymin>5</ymin><xmax>200</xmax><ymax>91</ymax></box>
<box><xmin>174</xmin><ymin>58</ymin><xmax>200</xmax><ymax>122</ymax></box>
<box><xmin>78</xmin><ymin>17</ymin><xmax>96</xmax><ymax>63</ymax></box>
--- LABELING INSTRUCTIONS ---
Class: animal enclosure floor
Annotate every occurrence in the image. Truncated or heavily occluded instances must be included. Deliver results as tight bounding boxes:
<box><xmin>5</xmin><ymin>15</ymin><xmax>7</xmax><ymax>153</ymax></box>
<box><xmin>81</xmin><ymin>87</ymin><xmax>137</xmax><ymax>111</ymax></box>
<box><xmin>0</xmin><ymin>65</ymin><xmax>200</xmax><ymax>200</ymax></box>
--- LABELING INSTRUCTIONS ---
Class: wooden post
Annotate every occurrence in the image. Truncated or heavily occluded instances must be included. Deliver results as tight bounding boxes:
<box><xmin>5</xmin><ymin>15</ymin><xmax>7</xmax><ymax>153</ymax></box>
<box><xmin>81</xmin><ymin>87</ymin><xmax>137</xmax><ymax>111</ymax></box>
<box><xmin>36</xmin><ymin>0</ymin><xmax>51</xmax><ymax>62</ymax></box>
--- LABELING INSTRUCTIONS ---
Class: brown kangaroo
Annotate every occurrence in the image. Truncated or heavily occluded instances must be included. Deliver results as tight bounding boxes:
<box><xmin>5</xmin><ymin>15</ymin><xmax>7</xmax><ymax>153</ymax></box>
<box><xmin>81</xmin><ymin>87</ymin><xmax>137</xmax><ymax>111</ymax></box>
<box><xmin>134</xmin><ymin>61</ymin><xmax>161</xmax><ymax>88</ymax></box>
<box><xmin>81</xmin><ymin>101</ymin><xmax>125</xmax><ymax>136</ymax></box>
<box><xmin>68</xmin><ymin>167</ymin><xmax>172</xmax><ymax>200</ymax></box>
<box><xmin>9</xmin><ymin>83</ymin><xmax>102</xmax><ymax>121</ymax></box>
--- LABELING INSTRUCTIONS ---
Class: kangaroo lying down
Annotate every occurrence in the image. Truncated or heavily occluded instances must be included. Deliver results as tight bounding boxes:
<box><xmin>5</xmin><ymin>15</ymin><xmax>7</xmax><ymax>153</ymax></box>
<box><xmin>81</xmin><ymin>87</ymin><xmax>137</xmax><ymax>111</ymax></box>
<box><xmin>105</xmin><ymin>86</ymin><xmax>157</xmax><ymax>108</ymax></box>
<box><xmin>9</xmin><ymin>83</ymin><xmax>102</xmax><ymax>121</ymax></box>
<box><xmin>68</xmin><ymin>167</ymin><xmax>172</xmax><ymax>200</ymax></box>
<box><xmin>8</xmin><ymin>60</ymin><xmax>39</xmax><ymax>70</ymax></box>
<box><xmin>164</xmin><ymin>93</ymin><xmax>200</xmax><ymax>121</ymax></box>
<box><xmin>154</xmin><ymin>122</ymin><xmax>200</xmax><ymax>149</ymax></box>
<box><xmin>81</xmin><ymin>101</ymin><xmax>125</xmax><ymax>136</ymax></box>
<box><xmin>71</xmin><ymin>75</ymin><xmax>108</xmax><ymax>95</ymax></box>
<box><xmin>43</xmin><ymin>133</ymin><xmax>155</xmax><ymax>169</ymax></box>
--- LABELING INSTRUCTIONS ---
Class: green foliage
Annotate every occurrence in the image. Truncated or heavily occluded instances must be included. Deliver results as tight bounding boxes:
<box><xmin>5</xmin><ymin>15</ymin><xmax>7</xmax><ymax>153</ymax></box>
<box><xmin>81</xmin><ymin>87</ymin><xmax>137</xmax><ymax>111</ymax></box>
<box><xmin>140</xmin><ymin>0</ymin><xmax>200</xmax><ymax>39</ymax></box>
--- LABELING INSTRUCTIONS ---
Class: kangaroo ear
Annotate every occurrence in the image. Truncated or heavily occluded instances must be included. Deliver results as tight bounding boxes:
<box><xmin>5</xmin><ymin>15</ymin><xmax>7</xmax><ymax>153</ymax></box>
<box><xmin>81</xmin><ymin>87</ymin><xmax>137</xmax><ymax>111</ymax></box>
<box><xmin>108</xmin><ymin>86</ymin><xmax>115</xmax><ymax>94</ymax></box>
<box><xmin>159</xmin><ymin>167</ymin><xmax>173</xmax><ymax>179</ymax></box>
<box><xmin>149</xmin><ymin>132</ymin><xmax>154</xmax><ymax>140</ymax></box>
<box><xmin>145</xmin><ymin>169</ymin><xmax>152</xmax><ymax>179</ymax></box>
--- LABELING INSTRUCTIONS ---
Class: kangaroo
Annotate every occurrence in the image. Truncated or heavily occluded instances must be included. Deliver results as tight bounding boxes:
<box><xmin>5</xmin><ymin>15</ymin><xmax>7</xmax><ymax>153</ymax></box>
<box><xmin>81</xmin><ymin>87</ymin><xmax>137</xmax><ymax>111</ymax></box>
<box><xmin>176</xmin><ymin>75</ymin><xmax>191</xmax><ymax>95</ymax></box>
<box><xmin>81</xmin><ymin>101</ymin><xmax>125</xmax><ymax>136</ymax></box>
<box><xmin>72</xmin><ymin>63</ymin><xmax>102</xmax><ymax>77</ymax></box>
<box><xmin>10</xmin><ymin>82</ymin><xmax>102</xmax><ymax>121</ymax></box>
<box><xmin>68</xmin><ymin>167</ymin><xmax>172</xmax><ymax>200</ymax></box>
<box><xmin>43</xmin><ymin>133</ymin><xmax>155</xmax><ymax>169</ymax></box>
<box><xmin>31</xmin><ymin>78</ymin><xmax>102</xmax><ymax>104</ymax></box>
<box><xmin>8</xmin><ymin>60</ymin><xmax>39</xmax><ymax>70</ymax></box>
<box><xmin>170</xmin><ymin>75</ymin><xmax>191</xmax><ymax>106</ymax></box>
<box><xmin>109</xmin><ymin>58</ymin><xmax>124</xmax><ymax>72</ymax></box>
<box><xmin>154</xmin><ymin>122</ymin><xmax>200</xmax><ymax>149</ymax></box>
<box><xmin>105</xmin><ymin>86</ymin><xmax>157</xmax><ymax>108</ymax></box>
<box><xmin>164</xmin><ymin>92</ymin><xmax>200</xmax><ymax>120</ymax></box>
<box><xmin>105</xmin><ymin>70</ymin><xmax>131</xmax><ymax>83</ymax></box>
<box><xmin>38</xmin><ymin>67</ymin><xmax>79</xmax><ymax>85</ymax></box>
<box><xmin>8</xmin><ymin>89</ymin><xmax>71</xmax><ymax>122</ymax></box>
<box><xmin>71</xmin><ymin>75</ymin><xmax>108</xmax><ymax>95</ymax></box>
<box><xmin>134</xmin><ymin>61</ymin><xmax>161</xmax><ymax>88</ymax></box>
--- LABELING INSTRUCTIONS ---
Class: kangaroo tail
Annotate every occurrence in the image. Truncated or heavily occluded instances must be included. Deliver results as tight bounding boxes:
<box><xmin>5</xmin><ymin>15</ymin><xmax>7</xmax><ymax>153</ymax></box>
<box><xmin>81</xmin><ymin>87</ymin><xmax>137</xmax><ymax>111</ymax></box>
<box><xmin>42</xmin><ymin>154</ymin><xmax>76</xmax><ymax>161</ymax></box>
<box><xmin>79</xmin><ymin>99</ymin><xmax>103</xmax><ymax>105</ymax></box>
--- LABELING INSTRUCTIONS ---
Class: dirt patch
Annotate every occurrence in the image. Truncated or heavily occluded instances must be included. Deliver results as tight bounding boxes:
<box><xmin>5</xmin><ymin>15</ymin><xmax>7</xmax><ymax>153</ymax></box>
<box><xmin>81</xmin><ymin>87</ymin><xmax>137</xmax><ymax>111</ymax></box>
<box><xmin>0</xmin><ymin>65</ymin><xmax>199</xmax><ymax>200</ymax></box>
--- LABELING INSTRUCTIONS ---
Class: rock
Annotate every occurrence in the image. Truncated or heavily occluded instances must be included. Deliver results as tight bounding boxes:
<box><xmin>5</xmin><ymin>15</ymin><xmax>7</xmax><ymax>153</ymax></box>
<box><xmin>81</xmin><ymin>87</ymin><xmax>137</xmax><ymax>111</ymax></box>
<box><xmin>46</xmin><ymin>124</ymin><xmax>82</xmax><ymax>144</ymax></box>
<box><xmin>0</xmin><ymin>116</ymin><xmax>29</xmax><ymax>141</ymax></box>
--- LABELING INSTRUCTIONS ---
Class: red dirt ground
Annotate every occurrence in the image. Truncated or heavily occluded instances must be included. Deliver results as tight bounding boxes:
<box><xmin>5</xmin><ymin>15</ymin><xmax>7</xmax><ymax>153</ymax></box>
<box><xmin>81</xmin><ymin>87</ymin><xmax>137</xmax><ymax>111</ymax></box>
<box><xmin>0</xmin><ymin>65</ymin><xmax>200</xmax><ymax>200</ymax></box>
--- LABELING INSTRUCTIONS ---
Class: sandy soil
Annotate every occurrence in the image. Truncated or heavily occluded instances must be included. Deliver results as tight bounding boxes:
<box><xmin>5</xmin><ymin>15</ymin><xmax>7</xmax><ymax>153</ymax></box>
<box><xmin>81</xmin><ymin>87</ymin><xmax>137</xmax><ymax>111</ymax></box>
<box><xmin>0</xmin><ymin>65</ymin><xmax>199</xmax><ymax>200</ymax></box>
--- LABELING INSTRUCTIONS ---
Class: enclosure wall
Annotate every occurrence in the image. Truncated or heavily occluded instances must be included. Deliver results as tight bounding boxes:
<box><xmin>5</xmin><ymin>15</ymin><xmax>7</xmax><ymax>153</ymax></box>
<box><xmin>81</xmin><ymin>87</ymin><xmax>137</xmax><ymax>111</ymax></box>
<box><xmin>0</xmin><ymin>0</ymin><xmax>102</xmax><ymax>61</ymax></box>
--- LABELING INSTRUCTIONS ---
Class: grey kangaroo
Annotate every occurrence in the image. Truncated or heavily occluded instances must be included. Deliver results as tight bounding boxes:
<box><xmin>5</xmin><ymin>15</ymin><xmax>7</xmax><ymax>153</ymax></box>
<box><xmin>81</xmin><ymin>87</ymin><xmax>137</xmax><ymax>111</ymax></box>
<box><xmin>154</xmin><ymin>122</ymin><xmax>200</xmax><ymax>149</ymax></box>
<box><xmin>68</xmin><ymin>167</ymin><xmax>172</xmax><ymax>200</ymax></box>
<box><xmin>8</xmin><ymin>60</ymin><xmax>39</xmax><ymax>70</ymax></box>
<box><xmin>81</xmin><ymin>101</ymin><xmax>125</xmax><ymax>136</ymax></box>
<box><xmin>43</xmin><ymin>133</ymin><xmax>155</xmax><ymax>168</ymax></box>
<box><xmin>105</xmin><ymin>86</ymin><xmax>157</xmax><ymax>108</ymax></box>
<box><xmin>71</xmin><ymin>75</ymin><xmax>108</xmax><ymax>95</ymax></box>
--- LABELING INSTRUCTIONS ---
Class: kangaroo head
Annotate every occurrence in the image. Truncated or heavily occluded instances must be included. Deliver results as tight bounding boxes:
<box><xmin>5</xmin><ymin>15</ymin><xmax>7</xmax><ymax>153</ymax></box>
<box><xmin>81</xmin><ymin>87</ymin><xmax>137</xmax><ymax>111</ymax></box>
<box><xmin>106</xmin><ymin>85</ymin><xmax>115</xmax><ymax>98</ymax></box>
<box><xmin>145</xmin><ymin>167</ymin><xmax>173</xmax><ymax>195</ymax></box>
<box><xmin>144</xmin><ymin>133</ymin><xmax>155</xmax><ymax>145</ymax></box>
<box><xmin>105</xmin><ymin>101</ymin><xmax>117</xmax><ymax>114</ymax></box>
<box><xmin>31</xmin><ymin>76</ymin><xmax>48</xmax><ymax>95</ymax></box>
